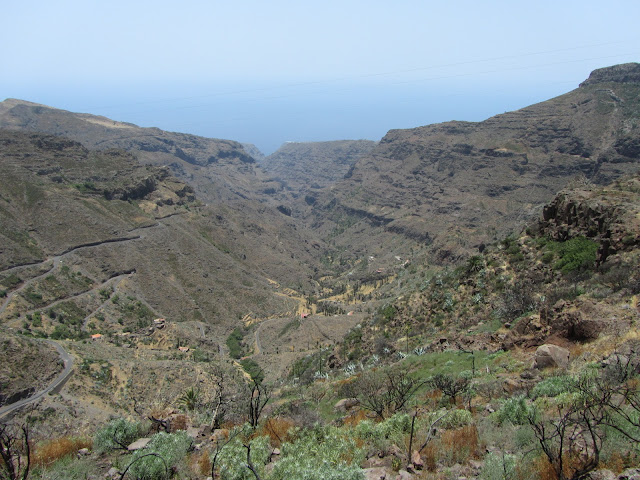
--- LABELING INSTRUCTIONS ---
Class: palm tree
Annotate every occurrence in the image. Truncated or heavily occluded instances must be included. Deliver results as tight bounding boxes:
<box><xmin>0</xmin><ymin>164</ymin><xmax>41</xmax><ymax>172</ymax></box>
<box><xmin>178</xmin><ymin>387</ymin><xmax>199</xmax><ymax>411</ymax></box>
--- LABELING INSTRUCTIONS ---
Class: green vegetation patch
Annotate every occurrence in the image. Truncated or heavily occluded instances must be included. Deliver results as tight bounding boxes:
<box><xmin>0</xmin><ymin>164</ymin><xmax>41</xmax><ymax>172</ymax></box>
<box><xmin>0</xmin><ymin>273</ymin><xmax>22</xmax><ymax>289</ymax></box>
<box><xmin>73</xmin><ymin>181</ymin><xmax>98</xmax><ymax>193</ymax></box>
<box><xmin>93</xmin><ymin>418</ymin><xmax>141</xmax><ymax>453</ymax></box>
<box><xmin>279</xmin><ymin>318</ymin><xmax>301</xmax><ymax>338</ymax></box>
<box><xmin>226</xmin><ymin>327</ymin><xmax>245</xmax><ymax>359</ymax></box>
<box><xmin>239</xmin><ymin>358</ymin><xmax>264</xmax><ymax>383</ymax></box>
<box><xmin>540</xmin><ymin>236</ymin><xmax>598</xmax><ymax>273</ymax></box>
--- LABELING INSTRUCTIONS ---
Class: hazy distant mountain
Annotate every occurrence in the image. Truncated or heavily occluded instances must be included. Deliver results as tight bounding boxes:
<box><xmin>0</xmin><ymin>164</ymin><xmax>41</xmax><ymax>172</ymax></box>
<box><xmin>261</xmin><ymin>140</ymin><xmax>377</xmax><ymax>193</ymax></box>
<box><xmin>241</xmin><ymin>142</ymin><xmax>266</xmax><ymax>163</ymax></box>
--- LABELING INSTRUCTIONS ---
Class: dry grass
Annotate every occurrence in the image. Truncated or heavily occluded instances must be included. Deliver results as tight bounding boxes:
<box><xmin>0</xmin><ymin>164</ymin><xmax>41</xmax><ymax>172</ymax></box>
<box><xmin>602</xmin><ymin>451</ymin><xmax>626</xmax><ymax>474</ymax></box>
<box><xmin>519</xmin><ymin>456</ymin><xmax>557</xmax><ymax>480</ymax></box>
<box><xmin>259</xmin><ymin>417</ymin><xmax>295</xmax><ymax>447</ymax></box>
<box><xmin>422</xmin><ymin>389</ymin><xmax>442</xmax><ymax>409</ymax></box>
<box><xmin>423</xmin><ymin>444</ymin><xmax>437</xmax><ymax>472</ymax></box>
<box><xmin>441</xmin><ymin>425</ymin><xmax>479</xmax><ymax>465</ymax></box>
<box><xmin>32</xmin><ymin>437</ymin><xmax>92</xmax><ymax>467</ymax></box>
<box><xmin>342</xmin><ymin>409</ymin><xmax>369</xmax><ymax>427</ymax></box>
<box><xmin>423</xmin><ymin>425</ymin><xmax>480</xmax><ymax>470</ymax></box>
<box><xmin>171</xmin><ymin>414</ymin><xmax>188</xmax><ymax>432</ymax></box>
<box><xmin>192</xmin><ymin>449</ymin><xmax>212</xmax><ymax>476</ymax></box>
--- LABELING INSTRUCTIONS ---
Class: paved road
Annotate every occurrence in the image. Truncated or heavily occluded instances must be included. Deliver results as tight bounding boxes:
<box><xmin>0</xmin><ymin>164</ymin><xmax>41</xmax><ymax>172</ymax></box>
<box><xmin>0</xmin><ymin>339</ymin><xmax>74</xmax><ymax>420</ymax></box>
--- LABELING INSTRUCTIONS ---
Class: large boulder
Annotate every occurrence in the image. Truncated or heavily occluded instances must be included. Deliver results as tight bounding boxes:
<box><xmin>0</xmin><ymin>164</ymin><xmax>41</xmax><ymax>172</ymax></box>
<box><xmin>533</xmin><ymin>344</ymin><xmax>570</xmax><ymax>369</ymax></box>
<box><xmin>127</xmin><ymin>438</ymin><xmax>151</xmax><ymax>451</ymax></box>
<box><xmin>334</xmin><ymin>398</ymin><xmax>359</xmax><ymax>413</ymax></box>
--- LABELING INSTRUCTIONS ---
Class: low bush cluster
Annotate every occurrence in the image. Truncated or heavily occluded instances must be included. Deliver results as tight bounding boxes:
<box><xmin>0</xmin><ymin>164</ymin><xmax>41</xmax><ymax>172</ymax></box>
<box><xmin>93</xmin><ymin>417</ymin><xmax>141</xmax><ymax>453</ymax></box>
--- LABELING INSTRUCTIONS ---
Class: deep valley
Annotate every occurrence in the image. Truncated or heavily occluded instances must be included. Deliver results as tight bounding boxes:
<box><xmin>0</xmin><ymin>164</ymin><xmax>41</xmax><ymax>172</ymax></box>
<box><xmin>1</xmin><ymin>63</ymin><xmax>639</xmax><ymax>480</ymax></box>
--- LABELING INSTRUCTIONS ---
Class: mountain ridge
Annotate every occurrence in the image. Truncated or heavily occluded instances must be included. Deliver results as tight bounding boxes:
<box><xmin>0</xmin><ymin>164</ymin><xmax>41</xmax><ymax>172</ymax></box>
<box><xmin>307</xmin><ymin>63</ymin><xmax>640</xmax><ymax>265</ymax></box>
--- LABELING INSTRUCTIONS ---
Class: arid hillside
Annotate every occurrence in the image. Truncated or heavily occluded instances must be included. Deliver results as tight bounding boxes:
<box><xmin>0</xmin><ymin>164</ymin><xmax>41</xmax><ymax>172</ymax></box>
<box><xmin>0</xmin><ymin>130</ymin><xmax>316</xmax><ymax>342</ymax></box>
<box><xmin>309</xmin><ymin>63</ymin><xmax>640</xmax><ymax>265</ymax></box>
<box><xmin>261</xmin><ymin>140</ymin><xmax>377</xmax><ymax>194</ymax></box>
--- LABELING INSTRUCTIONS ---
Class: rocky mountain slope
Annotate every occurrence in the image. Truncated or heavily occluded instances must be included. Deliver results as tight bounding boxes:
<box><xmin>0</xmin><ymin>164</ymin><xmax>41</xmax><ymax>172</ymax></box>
<box><xmin>260</xmin><ymin>140</ymin><xmax>377</xmax><ymax>194</ymax></box>
<box><xmin>310</xmin><ymin>63</ymin><xmax>640</xmax><ymax>265</ymax></box>
<box><xmin>2</xmin><ymin>64</ymin><xmax>640</xmax><ymax>446</ymax></box>
<box><xmin>0</xmin><ymin>130</ymin><xmax>315</xmax><ymax>343</ymax></box>
<box><xmin>0</xmin><ymin>99</ymin><xmax>263</xmax><ymax>204</ymax></box>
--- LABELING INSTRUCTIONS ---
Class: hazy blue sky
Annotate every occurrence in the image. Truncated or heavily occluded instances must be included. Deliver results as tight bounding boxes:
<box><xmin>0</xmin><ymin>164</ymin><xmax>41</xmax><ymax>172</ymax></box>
<box><xmin>3</xmin><ymin>0</ymin><xmax>639</xmax><ymax>153</ymax></box>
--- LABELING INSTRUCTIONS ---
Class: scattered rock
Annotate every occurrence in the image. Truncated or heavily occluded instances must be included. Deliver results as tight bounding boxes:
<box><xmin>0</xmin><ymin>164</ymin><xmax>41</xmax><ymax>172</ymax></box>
<box><xmin>363</xmin><ymin>466</ymin><xmax>389</xmax><ymax>480</ymax></box>
<box><xmin>387</xmin><ymin>444</ymin><xmax>404</xmax><ymax>458</ymax></box>
<box><xmin>619</xmin><ymin>468</ymin><xmax>640</xmax><ymax>480</ymax></box>
<box><xmin>76</xmin><ymin>447</ymin><xmax>90</xmax><ymax>456</ymax></box>
<box><xmin>127</xmin><ymin>437</ymin><xmax>151</xmax><ymax>451</ymax></box>
<box><xmin>327</xmin><ymin>354</ymin><xmax>343</xmax><ymax>369</ymax></box>
<box><xmin>395</xmin><ymin>470</ymin><xmax>414</xmax><ymax>480</ymax></box>
<box><xmin>411</xmin><ymin>450</ymin><xmax>423</xmax><ymax>470</ymax></box>
<box><xmin>363</xmin><ymin>456</ymin><xmax>388</xmax><ymax>468</ymax></box>
<box><xmin>520</xmin><ymin>369</ymin><xmax>540</xmax><ymax>380</ymax></box>
<box><xmin>502</xmin><ymin>377</ymin><xmax>521</xmax><ymax>394</ymax></box>
<box><xmin>533</xmin><ymin>344</ymin><xmax>570</xmax><ymax>369</ymax></box>
<box><xmin>549</xmin><ymin>300</ymin><xmax>603</xmax><ymax>340</ymax></box>
<box><xmin>106</xmin><ymin>467</ymin><xmax>120</xmax><ymax>479</ymax></box>
<box><xmin>211</xmin><ymin>428</ymin><xmax>230</xmax><ymax>443</ymax></box>
<box><xmin>586</xmin><ymin>470</ymin><xmax>617</xmax><ymax>480</ymax></box>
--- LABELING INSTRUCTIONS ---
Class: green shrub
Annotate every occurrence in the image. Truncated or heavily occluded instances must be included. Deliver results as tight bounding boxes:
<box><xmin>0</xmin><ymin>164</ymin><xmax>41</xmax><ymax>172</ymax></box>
<box><xmin>217</xmin><ymin>435</ymin><xmax>271</xmax><ymax>480</ymax></box>
<box><xmin>128</xmin><ymin>432</ymin><xmax>192</xmax><ymax>480</ymax></box>
<box><xmin>191</xmin><ymin>348</ymin><xmax>210</xmax><ymax>362</ymax></box>
<box><xmin>93</xmin><ymin>418</ymin><xmax>141</xmax><ymax>453</ymax></box>
<box><xmin>0</xmin><ymin>273</ymin><xmax>21</xmax><ymax>289</ymax></box>
<box><xmin>226</xmin><ymin>328</ymin><xmax>244</xmax><ymax>359</ymax></box>
<box><xmin>480</xmin><ymin>452</ymin><xmax>520</xmax><ymax>480</ymax></box>
<box><xmin>531</xmin><ymin>375</ymin><xmax>572</xmax><ymax>399</ymax></box>
<box><xmin>493</xmin><ymin>395</ymin><xmax>531</xmax><ymax>426</ymax></box>
<box><xmin>541</xmin><ymin>251</ymin><xmax>554</xmax><ymax>264</ymax></box>
<box><xmin>239</xmin><ymin>358</ymin><xmax>264</xmax><ymax>383</ymax></box>
<box><xmin>440</xmin><ymin>409</ymin><xmax>473</xmax><ymax>429</ymax></box>
<box><xmin>552</xmin><ymin>236</ymin><xmax>598</xmax><ymax>273</ymax></box>
<box><xmin>270</xmin><ymin>426</ymin><xmax>365</xmax><ymax>480</ymax></box>
<box><xmin>379</xmin><ymin>304</ymin><xmax>396</xmax><ymax>322</ymax></box>
<box><xmin>279</xmin><ymin>318</ymin><xmax>301</xmax><ymax>337</ymax></box>
<box><xmin>355</xmin><ymin>413</ymin><xmax>412</xmax><ymax>450</ymax></box>
<box><xmin>31</xmin><ymin>456</ymin><xmax>95</xmax><ymax>480</ymax></box>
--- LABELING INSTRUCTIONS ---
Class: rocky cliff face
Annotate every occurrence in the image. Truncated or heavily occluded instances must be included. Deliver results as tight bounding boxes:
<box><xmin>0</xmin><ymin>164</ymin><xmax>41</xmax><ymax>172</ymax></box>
<box><xmin>579</xmin><ymin>62</ymin><xmax>640</xmax><ymax>87</ymax></box>
<box><xmin>311</xmin><ymin>64</ymin><xmax>640</xmax><ymax>264</ymax></box>
<box><xmin>536</xmin><ymin>175</ymin><xmax>640</xmax><ymax>264</ymax></box>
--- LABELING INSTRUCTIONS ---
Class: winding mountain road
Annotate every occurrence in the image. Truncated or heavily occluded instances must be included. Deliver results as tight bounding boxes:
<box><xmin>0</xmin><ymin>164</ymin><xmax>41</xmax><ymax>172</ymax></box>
<box><xmin>0</xmin><ymin>339</ymin><xmax>74</xmax><ymax>420</ymax></box>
